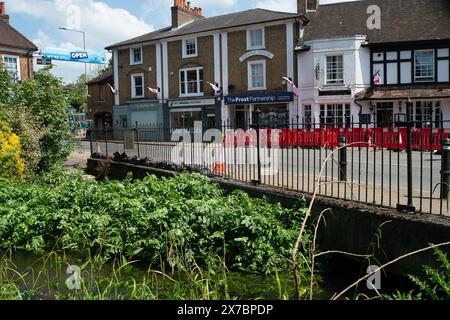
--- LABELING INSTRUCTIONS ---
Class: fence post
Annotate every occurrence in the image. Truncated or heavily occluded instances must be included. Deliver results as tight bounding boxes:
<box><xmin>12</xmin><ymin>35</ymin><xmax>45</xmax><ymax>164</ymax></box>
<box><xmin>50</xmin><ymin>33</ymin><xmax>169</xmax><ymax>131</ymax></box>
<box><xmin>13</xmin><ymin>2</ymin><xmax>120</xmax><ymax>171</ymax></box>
<box><xmin>441</xmin><ymin>138</ymin><xmax>450</xmax><ymax>199</ymax></box>
<box><xmin>135</xmin><ymin>121</ymin><xmax>141</xmax><ymax>158</ymax></box>
<box><xmin>255</xmin><ymin>109</ymin><xmax>262</xmax><ymax>185</ymax></box>
<box><xmin>339</xmin><ymin>136</ymin><xmax>347</xmax><ymax>181</ymax></box>
<box><xmin>405</xmin><ymin>102</ymin><xmax>415</xmax><ymax>212</ymax></box>
<box><xmin>89</xmin><ymin>125</ymin><xmax>93</xmax><ymax>157</ymax></box>
<box><xmin>104</xmin><ymin>126</ymin><xmax>109</xmax><ymax>157</ymax></box>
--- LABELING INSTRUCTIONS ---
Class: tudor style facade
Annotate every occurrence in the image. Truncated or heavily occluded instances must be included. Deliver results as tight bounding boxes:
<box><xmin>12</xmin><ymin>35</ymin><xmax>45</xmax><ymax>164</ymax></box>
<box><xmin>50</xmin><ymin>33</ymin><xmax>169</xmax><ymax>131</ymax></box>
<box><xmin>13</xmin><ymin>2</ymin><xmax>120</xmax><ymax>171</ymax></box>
<box><xmin>0</xmin><ymin>2</ymin><xmax>37</xmax><ymax>81</ymax></box>
<box><xmin>296</xmin><ymin>0</ymin><xmax>450</xmax><ymax>128</ymax></box>
<box><xmin>106</xmin><ymin>0</ymin><xmax>299</xmax><ymax>130</ymax></box>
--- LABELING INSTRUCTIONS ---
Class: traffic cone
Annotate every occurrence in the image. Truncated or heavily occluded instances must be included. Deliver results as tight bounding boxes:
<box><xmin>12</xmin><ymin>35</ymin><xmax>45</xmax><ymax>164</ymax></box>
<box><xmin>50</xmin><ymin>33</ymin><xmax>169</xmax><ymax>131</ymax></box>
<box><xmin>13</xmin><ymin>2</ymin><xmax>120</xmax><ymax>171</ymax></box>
<box><xmin>368</xmin><ymin>133</ymin><xmax>374</xmax><ymax>152</ymax></box>
<box><xmin>96</xmin><ymin>140</ymin><xmax>102</xmax><ymax>154</ymax></box>
<box><xmin>213</xmin><ymin>161</ymin><xmax>225</xmax><ymax>175</ymax></box>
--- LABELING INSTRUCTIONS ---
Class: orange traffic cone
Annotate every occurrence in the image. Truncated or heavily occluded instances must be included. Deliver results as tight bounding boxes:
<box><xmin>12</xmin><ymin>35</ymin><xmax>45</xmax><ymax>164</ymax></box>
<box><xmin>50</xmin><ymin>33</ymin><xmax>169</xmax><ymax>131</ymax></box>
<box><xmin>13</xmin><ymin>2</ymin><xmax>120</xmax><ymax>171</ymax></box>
<box><xmin>368</xmin><ymin>133</ymin><xmax>374</xmax><ymax>152</ymax></box>
<box><xmin>213</xmin><ymin>161</ymin><xmax>225</xmax><ymax>175</ymax></box>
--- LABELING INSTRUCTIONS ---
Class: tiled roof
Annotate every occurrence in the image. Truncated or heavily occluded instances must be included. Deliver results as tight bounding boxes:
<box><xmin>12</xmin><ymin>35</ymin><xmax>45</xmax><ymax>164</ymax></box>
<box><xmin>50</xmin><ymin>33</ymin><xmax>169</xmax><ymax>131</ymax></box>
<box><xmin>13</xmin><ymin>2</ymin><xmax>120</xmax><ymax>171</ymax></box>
<box><xmin>0</xmin><ymin>19</ymin><xmax>37</xmax><ymax>51</ymax></box>
<box><xmin>87</xmin><ymin>69</ymin><xmax>113</xmax><ymax>85</ymax></box>
<box><xmin>303</xmin><ymin>0</ymin><xmax>450</xmax><ymax>44</ymax></box>
<box><xmin>106</xmin><ymin>8</ymin><xmax>299</xmax><ymax>49</ymax></box>
<box><xmin>355</xmin><ymin>84</ymin><xmax>450</xmax><ymax>100</ymax></box>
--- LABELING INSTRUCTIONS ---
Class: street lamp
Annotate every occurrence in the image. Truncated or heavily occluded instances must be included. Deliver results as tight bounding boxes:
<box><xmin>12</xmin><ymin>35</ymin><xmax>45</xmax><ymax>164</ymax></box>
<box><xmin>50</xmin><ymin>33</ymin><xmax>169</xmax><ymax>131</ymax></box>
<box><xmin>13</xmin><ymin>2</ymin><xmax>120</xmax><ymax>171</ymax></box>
<box><xmin>59</xmin><ymin>27</ymin><xmax>87</xmax><ymax>95</ymax></box>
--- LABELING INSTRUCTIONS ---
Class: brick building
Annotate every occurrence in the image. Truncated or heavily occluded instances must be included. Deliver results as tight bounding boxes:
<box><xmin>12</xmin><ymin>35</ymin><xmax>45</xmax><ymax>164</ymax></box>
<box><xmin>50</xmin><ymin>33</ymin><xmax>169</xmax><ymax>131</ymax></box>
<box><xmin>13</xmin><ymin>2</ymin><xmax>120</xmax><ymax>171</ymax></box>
<box><xmin>0</xmin><ymin>2</ymin><xmax>37</xmax><ymax>81</ymax></box>
<box><xmin>106</xmin><ymin>0</ymin><xmax>300</xmax><ymax>130</ymax></box>
<box><xmin>87</xmin><ymin>69</ymin><xmax>114</xmax><ymax>130</ymax></box>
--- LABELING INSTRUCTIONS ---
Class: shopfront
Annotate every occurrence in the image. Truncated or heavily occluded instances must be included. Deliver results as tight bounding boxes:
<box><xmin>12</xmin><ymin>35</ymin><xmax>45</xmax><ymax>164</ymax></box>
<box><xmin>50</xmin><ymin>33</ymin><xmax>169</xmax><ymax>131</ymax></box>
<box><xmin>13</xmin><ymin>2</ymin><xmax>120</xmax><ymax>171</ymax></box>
<box><xmin>168</xmin><ymin>98</ymin><xmax>221</xmax><ymax>130</ymax></box>
<box><xmin>224</xmin><ymin>92</ymin><xmax>294</xmax><ymax>128</ymax></box>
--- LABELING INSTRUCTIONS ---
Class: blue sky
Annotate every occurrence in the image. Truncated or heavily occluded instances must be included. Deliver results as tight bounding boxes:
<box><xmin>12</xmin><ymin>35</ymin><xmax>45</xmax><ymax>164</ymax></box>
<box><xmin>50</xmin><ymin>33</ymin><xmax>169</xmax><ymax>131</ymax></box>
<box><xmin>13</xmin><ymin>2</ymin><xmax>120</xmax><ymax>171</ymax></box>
<box><xmin>5</xmin><ymin>0</ymin><xmax>355</xmax><ymax>83</ymax></box>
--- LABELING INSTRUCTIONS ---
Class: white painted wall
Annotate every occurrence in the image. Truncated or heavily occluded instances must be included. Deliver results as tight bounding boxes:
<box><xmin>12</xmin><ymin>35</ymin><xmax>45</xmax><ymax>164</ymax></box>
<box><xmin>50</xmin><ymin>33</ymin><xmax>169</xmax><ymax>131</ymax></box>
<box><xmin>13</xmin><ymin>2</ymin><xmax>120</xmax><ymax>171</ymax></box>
<box><xmin>297</xmin><ymin>36</ymin><xmax>372</xmax><ymax>124</ymax></box>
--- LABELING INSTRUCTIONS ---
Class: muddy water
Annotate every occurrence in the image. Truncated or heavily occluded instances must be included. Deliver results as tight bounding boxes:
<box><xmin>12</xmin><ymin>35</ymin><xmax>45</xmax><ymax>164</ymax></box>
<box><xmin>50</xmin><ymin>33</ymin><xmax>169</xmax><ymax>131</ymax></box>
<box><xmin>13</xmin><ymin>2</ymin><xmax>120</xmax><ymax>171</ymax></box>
<box><xmin>0</xmin><ymin>250</ymin><xmax>412</xmax><ymax>300</ymax></box>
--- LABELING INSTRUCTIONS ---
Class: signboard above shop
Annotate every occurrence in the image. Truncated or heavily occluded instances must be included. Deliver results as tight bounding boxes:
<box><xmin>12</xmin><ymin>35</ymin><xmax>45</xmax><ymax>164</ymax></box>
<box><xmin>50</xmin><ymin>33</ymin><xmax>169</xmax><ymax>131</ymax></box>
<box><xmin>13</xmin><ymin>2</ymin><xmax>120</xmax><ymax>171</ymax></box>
<box><xmin>224</xmin><ymin>92</ymin><xmax>294</xmax><ymax>105</ymax></box>
<box><xmin>43</xmin><ymin>48</ymin><xmax>107</xmax><ymax>65</ymax></box>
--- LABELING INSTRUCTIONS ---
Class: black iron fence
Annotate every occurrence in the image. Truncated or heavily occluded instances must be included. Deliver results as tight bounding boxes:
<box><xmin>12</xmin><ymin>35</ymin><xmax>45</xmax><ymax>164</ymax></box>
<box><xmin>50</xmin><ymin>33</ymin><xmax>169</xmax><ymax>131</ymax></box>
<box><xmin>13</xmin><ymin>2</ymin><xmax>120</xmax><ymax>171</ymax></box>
<box><xmin>88</xmin><ymin>118</ymin><xmax>450</xmax><ymax>217</ymax></box>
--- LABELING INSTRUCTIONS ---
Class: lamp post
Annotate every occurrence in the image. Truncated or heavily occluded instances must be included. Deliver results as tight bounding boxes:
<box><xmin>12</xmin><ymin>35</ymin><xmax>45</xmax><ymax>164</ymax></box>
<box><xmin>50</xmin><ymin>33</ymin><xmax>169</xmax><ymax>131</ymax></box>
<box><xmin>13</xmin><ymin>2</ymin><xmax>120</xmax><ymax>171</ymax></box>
<box><xmin>59</xmin><ymin>27</ymin><xmax>87</xmax><ymax>95</ymax></box>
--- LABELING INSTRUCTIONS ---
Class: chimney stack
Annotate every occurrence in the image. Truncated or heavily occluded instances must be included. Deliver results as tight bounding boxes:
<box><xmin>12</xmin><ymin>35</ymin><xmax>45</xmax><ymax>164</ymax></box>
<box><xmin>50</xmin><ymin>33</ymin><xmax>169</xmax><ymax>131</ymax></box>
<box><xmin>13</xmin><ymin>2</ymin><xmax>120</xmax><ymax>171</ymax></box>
<box><xmin>172</xmin><ymin>0</ymin><xmax>203</xmax><ymax>29</ymax></box>
<box><xmin>0</xmin><ymin>2</ymin><xmax>9</xmax><ymax>24</ymax></box>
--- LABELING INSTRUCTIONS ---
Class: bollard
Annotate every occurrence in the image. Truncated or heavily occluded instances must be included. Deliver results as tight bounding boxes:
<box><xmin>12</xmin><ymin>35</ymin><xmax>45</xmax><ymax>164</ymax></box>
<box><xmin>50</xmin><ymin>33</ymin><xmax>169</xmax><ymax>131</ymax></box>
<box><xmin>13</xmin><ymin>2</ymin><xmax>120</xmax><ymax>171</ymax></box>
<box><xmin>441</xmin><ymin>138</ymin><xmax>450</xmax><ymax>199</ymax></box>
<box><xmin>339</xmin><ymin>136</ymin><xmax>347</xmax><ymax>181</ymax></box>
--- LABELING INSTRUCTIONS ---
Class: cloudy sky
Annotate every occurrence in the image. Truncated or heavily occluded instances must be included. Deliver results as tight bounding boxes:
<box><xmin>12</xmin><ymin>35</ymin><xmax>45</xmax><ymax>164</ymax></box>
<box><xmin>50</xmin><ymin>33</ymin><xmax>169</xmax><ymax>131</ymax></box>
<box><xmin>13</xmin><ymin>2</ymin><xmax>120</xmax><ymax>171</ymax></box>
<box><xmin>6</xmin><ymin>0</ymin><xmax>357</xmax><ymax>83</ymax></box>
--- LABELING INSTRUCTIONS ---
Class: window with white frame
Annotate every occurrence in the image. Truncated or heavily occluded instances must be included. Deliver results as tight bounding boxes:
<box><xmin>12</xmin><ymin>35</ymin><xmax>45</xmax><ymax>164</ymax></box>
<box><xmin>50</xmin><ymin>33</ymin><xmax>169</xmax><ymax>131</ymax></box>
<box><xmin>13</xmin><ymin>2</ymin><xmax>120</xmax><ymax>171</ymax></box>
<box><xmin>183</xmin><ymin>38</ymin><xmax>198</xmax><ymax>58</ymax></box>
<box><xmin>415</xmin><ymin>49</ymin><xmax>434</xmax><ymax>82</ymax></box>
<box><xmin>131</xmin><ymin>73</ymin><xmax>144</xmax><ymax>98</ymax></box>
<box><xmin>304</xmin><ymin>105</ymin><xmax>312</xmax><ymax>128</ymax></box>
<box><xmin>179</xmin><ymin>67</ymin><xmax>203</xmax><ymax>96</ymax></box>
<box><xmin>248</xmin><ymin>60</ymin><xmax>266</xmax><ymax>90</ymax></box>
<box><xmin>319</xmin><ymin>104</ymin><xmax>350</xmax><ymax>127</ymax></box>
<box><xmin>326</xmin><ymin>55</ymin><xmax>344</xmax><ymax>85</ymax></box>
<box><xmin>130</xmin><ymin>47</ymin><xmax>143</xmax><ymax>65</ymax></box>
<box><xmin>247</xmin><ymin>28</ymin><xmax>265</xmax><ymax>50</ymax></box>
<box><xmin>2</xmin><ymin>55</ymin><xmax>20</xmax><ymax>81</ymax></box>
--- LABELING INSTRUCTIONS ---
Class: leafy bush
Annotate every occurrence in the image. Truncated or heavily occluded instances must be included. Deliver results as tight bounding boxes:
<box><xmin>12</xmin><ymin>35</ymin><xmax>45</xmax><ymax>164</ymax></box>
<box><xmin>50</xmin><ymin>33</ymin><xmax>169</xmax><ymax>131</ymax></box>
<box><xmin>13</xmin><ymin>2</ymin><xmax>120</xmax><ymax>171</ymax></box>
<box><xmin>0</xmin><ymin>121</ymin><xmax>25</xmax><ymax>179</ymax></box>
<box><xmin>0</xmin><ymin>172</ymin><xmax>308</xmax><ymax>274</ymax></box>
<box><xmin>389</xmin><ymin>249</ymin><xmax>450</xmax><ymax>300</ymax></box>
<box><xmin>0</xmin><ymin>67</ymin><xmax>73</xmax><ymax>174</ymax></box>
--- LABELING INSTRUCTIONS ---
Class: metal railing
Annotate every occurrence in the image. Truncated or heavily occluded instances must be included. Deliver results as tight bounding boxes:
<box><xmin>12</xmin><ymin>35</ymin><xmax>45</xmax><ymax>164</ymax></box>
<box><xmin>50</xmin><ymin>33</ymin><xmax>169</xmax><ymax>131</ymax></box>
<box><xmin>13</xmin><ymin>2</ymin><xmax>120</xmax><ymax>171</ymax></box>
<box><xmin>88</xmin><ymin>117</ymin><xmax>450</xmax><ymax>217</ymax></box>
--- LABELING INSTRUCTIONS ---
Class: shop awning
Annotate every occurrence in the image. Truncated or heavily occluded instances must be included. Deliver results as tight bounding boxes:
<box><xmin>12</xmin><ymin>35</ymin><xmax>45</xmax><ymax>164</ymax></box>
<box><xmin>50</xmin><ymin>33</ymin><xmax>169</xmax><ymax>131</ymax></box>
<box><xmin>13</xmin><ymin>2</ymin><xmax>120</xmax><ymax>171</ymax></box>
<box><xmin>355</xmin><ymin>85</ymin><xmax>450</xmax><ymax>101</ymax></box>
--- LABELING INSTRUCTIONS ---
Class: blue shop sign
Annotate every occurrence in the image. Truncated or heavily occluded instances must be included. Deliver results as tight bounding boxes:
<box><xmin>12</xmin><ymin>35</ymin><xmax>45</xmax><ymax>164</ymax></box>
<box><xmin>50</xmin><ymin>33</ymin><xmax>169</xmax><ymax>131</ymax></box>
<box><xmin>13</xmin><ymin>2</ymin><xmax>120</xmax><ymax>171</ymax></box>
<box><xmin>224</xmin><ymin>92</ymin><xmax>293</xmax><ymax>105</ymax></box>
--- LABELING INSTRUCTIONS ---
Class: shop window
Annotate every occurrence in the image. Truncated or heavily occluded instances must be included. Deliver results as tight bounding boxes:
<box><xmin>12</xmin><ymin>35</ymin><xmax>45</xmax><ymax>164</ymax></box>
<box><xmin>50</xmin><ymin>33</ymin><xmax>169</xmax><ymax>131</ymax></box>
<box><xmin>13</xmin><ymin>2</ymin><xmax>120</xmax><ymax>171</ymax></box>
<box><xmin>415</xmin><ymin>101</ymin><xmax>434</xmax><ymax>128</ymax></box>
<box><xmin>170</xmin><ymin>110</ymin><xmax>202</xmax><ymax>129</ymax></box>
<box><xmin>376</xmin><ymin>102</ymin><xmax>394</xmax><ymax>127</ymax></box>
<box><xmin>304</xmin><ymin>105</ymin><xmax>312</xmax><ymax>128</ymax></box>
<box><xmin>319</xmin><ymin>104</ymin><xmax>350</xmax><ymax>128</ymax></box>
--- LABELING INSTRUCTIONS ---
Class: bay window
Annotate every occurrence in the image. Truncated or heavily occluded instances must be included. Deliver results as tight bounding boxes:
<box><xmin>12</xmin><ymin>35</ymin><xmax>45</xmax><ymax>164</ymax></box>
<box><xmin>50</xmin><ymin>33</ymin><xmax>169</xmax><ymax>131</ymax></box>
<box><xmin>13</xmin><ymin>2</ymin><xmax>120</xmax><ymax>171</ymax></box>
<box><xmin>326</xmin><ymin>55</ymin><xmax>344</xmax><ymax>85</ymax></box>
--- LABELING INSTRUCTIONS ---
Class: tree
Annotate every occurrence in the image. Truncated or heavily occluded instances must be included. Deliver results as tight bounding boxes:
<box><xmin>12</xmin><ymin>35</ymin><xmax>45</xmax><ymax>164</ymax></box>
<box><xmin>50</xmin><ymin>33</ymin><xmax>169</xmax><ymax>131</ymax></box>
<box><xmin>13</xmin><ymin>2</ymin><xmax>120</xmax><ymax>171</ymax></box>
<box><xmin>0</xmin><ymin>66</ymin><xmax>73</xmax><ymax>174</ymax></box>
<box><xmin>64</xmin><ymin>74</ymin><xmax>88</xmax><ymax>111</ymax></box>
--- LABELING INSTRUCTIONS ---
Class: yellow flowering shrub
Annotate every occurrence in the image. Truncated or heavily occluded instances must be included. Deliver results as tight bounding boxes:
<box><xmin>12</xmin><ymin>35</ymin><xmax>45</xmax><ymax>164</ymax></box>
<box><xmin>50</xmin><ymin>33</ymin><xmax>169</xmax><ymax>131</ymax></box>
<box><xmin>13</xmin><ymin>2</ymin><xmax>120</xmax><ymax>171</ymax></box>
<box><xmin>0</xmin><ymin>121</ymin><xmax>25</xmax><ymax>179</ymax></box>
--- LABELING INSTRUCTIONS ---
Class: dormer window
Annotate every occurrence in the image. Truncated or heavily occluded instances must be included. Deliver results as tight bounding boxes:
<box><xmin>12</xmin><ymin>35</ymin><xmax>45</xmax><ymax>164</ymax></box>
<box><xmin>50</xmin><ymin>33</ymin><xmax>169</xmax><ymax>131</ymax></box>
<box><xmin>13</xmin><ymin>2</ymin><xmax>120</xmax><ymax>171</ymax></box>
<box><xmin>183</xmin><ymin>38</ymin><xmax>198</xmax><ymax>58</ymax></box>
<box><xmin>130</xmin><ymin>47</ymin><xmax>143</xmax><ymax>65</ymax></box>
<box><xmin>247</xmin><ymin>27</ymin><xmax>265</xmax><ymax>50</ymax></box>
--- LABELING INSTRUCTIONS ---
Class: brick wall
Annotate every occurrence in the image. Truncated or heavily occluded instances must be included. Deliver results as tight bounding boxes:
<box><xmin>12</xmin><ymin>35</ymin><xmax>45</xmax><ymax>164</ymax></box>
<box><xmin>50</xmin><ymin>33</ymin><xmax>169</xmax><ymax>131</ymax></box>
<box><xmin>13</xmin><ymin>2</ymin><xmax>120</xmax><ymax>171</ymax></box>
<box><xmin>88</xmin><ymin>81</ymin><xmax>115</xmax><ymax>117</ymax></box>
<box><xmin>117</xmin><ymin>44</ymin><xmax>158</xmax><ymax>104</ymax></box>
<box><xmin>227</xmin><ymin>24</ymin><xmax>288</xmax><ymax>94</ymax></box>
<box><xmin>0</xmin><ymin>51</ymin><xmax>34</xmax><ymax>80</ymax></box>
<box><xmin>167</xmin><ymin>35</ymin><xmax>215</xmax><ymax>98</ymax></box>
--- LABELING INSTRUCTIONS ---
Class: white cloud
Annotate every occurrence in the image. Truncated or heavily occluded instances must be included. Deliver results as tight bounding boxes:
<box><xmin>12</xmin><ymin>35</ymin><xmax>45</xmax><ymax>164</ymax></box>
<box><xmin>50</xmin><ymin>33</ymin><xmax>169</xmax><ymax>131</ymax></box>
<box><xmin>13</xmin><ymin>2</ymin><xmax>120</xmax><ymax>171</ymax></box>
<box><xmin>10</xmin><ymin>0</ymin><xmax>154</xmax><ymax>83</ymax></box>
<box><xmin>255</xmin><ymin>0</ymin><xmax>296</xmax><ymax>12</ymax></box>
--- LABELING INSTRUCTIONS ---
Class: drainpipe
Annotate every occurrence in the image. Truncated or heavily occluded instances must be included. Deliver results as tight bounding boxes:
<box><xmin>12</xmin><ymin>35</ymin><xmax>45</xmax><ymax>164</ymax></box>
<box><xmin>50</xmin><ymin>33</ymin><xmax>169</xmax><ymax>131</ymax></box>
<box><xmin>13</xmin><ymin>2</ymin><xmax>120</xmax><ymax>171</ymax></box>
<box><xmin>26</xmin><ymin>49</ymin><xmax>33</xmax><ymax>79</ymax></box>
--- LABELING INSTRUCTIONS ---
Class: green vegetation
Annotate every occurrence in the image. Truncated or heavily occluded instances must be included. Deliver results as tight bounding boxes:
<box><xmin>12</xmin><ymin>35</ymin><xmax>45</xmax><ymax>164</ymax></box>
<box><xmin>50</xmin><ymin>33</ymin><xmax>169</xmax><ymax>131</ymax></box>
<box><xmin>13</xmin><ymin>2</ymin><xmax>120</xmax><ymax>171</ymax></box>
<box><xmin>0</xmin><ymin>67</ymin><xmax>73</xmax><ymax>176</ymax></box>
<box><xmin>389</xmin><ymin>249</ymin><xmax>450</xmax><ymax>300</ymax></box>
<box><xmin>0</xmin><ymin>171</ymin><xmax>311</xmax><ymax>299</ymax></box>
